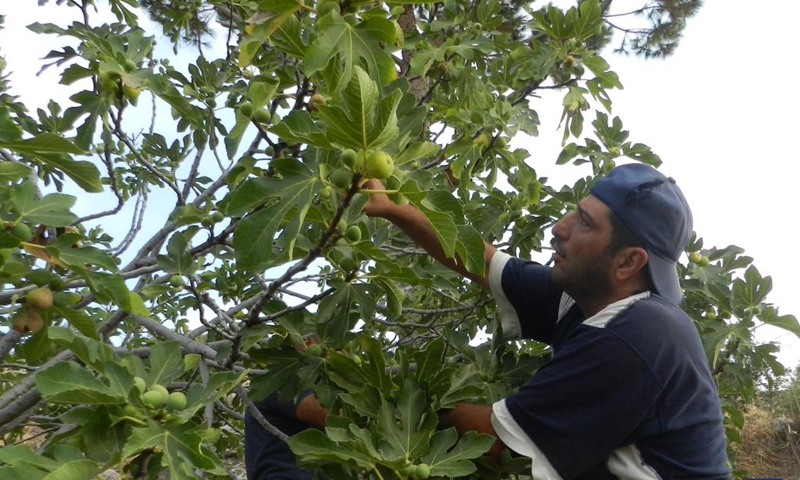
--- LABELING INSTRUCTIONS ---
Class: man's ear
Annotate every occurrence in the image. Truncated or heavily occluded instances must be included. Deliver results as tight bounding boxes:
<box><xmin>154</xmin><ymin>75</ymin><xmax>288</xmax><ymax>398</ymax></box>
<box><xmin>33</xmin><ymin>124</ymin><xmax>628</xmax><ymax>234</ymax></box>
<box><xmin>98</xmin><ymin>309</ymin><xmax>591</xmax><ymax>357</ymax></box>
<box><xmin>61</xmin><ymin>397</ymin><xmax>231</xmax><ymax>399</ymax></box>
<box><xmin>612</xmin><ymin>247</ymin><xmax>649</xmax><ymax>283</ymax></box>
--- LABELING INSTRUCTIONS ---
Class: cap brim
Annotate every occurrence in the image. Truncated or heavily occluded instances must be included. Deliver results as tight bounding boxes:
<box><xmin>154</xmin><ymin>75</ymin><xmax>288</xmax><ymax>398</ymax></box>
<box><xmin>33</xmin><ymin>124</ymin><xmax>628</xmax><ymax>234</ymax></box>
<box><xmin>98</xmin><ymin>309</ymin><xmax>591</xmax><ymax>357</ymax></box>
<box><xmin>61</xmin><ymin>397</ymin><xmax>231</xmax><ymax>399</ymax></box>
<box><xmin>647</xmin><ymin>251</ymin><xmax>683</xmax><ymax>305</ymax></box>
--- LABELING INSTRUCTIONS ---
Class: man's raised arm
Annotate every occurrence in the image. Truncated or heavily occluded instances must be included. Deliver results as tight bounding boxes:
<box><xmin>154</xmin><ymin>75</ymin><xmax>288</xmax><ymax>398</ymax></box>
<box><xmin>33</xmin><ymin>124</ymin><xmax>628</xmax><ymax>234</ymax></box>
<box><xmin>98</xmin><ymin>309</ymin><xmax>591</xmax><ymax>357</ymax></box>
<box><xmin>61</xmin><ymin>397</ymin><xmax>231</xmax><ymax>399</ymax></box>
<box><xmin>361</xmin><ymin>179</ymin><xmax>496</xmax><ymax>289</ymax></box>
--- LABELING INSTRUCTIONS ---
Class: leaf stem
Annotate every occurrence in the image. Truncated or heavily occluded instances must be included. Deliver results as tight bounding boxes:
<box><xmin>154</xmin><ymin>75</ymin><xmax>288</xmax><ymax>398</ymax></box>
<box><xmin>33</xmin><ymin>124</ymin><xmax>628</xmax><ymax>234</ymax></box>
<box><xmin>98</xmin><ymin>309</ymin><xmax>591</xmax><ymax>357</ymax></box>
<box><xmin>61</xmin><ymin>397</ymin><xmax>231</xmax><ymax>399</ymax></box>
<box><xmin>358</xmin><ymin>189</ymin><xmax>399</xmax><ymax>195</ymax></box>
<box><xmin>371</xmin><ymin>465</ymin><xmax>386</xmax><ymax>480</ymax></box>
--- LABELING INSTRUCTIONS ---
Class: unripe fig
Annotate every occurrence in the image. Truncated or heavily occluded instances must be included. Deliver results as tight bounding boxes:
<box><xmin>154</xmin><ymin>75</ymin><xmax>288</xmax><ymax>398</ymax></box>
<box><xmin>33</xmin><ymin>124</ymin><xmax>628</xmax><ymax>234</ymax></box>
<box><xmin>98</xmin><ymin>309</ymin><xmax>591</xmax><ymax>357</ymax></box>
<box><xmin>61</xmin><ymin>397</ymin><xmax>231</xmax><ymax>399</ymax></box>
<box><xmin>472</xmin><ymin>133</ymin><xmax>489</xmax><ymax>148</ymax></box>
<box><xmin>170</xmin><ymin>275</ymin><xmax>185</xmax><ymax>287</ymax></box>
<box><xmin>150</xmin><ymin>384</ymin><xmax>169</xmax><ymax>397</ymax></box>
<box><xmin>254</xmin><ymin>108</ymin><xmax>272</xmax><ymax>124</ymax></box>
<box><xmin>688</xmin><ymin>252</ymin><xmax>702</xmax><ymax>264</ymax></box>
<box><xmin>122</xmin><ymin>85</ymin><xmax>141</xmax><ymax>106</ymax></box>
<box><xmin>124</xmin><ymin>59</ymin><xmax>137</xmax><ymax>72</ymax></box>
<box><xmin>239</xmin><ymin>101</ymin><xmax>254</xmax><ymax>117</ymax></box>
<box><xmin>399</xmin><ymin>463</ymin><xmax>417</xmax><ymax>477</ymax></box>
<box><xmin>305</xmin><ymin>343</ymin><xmax>324</xmax><ymax>357</ymax></box>
<box><xmin>133</xmin><ymin>376</ymin><xmax>147</xmax><ymax>392</ymax></box>
<box><xmin>364</xmin><ymin>151</ymin><xmax>394</xmax><ymax>179</ymax></box>
<box><xmin>29</xmin><ymin>270</ymin><xmax>56</xmax><ymax>287</ymax></box>
<box><xmin>415</xmin><ymin>464</ymin><xmax>431</xmax><ymax>479</ymax></box>
<box><xmin>345</xmin><ymin>225</ymin><xmax>362</xmax><ymax>242</ymax></box>
<box><xmin>49</xmin><ymin>277</ymin><xmax>67</xmax><ymax>291</ymax></box>
<box><xmin>142</xmin><ymin>389</ymin><xmax>167</xmax><ymax>409</ymax></box>
<box><xmin>339</xmin><ymin>256</ymin><xmax>357</xmax><ymax>271</ymax></box>
<box><xmin>340</xmin><ymin>148</ymin><xmax>358</xmax><ymax>168</ymax></box>
<box><xmin>10</xmin><ymin>222</ymin><xmax>32</xmax><ymax>241</ymax></box>
<box><xmin>27</xmin><ymin>287</ymin><xmax>54</xmax><ymax>310</ymax></box>
<box><xmin>53</xmin><ymin>292</ymin><xmax>82</xmax><ymax>307</ymax></box>
<box><xmin>329</xmin><ymin>168</ymin><xmax>354</xmax><ymax>190</ymax></box>
<box><xmin>336</xmin><ymin>219</ymin><xmax>347</xmax><ymax>235</ymax></box>
<box><xmin>123</xmin><ymin>403</ymin><xmax>140</xmax><ymax>416</ymax></box>
<box><xmin>166</xmin><ymin>391</ymin><xmax>188</xmax><ymax>411</ymax></box>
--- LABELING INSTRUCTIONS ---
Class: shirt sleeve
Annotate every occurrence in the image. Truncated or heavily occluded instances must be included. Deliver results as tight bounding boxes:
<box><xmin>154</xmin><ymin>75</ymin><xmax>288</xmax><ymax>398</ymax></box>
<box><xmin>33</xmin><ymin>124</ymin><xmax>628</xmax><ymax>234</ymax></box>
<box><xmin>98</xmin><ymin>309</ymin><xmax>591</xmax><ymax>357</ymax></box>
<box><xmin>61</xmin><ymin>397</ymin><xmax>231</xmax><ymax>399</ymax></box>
<box><xmin>488</xmin><ymin>251</ymin><xmax>562</xmax><ymax>342</ymax></box>
<box><xmin>493</xmin><ymin>329</ymin><xmax>662</xmax><ymax>480</ymax></box>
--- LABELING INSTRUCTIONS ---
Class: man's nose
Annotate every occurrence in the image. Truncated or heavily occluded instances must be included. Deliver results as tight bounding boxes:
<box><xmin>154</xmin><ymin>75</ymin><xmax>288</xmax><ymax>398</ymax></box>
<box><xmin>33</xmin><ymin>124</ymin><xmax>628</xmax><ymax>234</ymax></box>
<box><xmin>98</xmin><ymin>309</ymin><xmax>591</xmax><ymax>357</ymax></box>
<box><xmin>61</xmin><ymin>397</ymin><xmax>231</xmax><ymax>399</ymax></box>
<box><xmin>551</xmin><ymin>211</ymin><xmax>573</xmax><ymax>240</ymax></box>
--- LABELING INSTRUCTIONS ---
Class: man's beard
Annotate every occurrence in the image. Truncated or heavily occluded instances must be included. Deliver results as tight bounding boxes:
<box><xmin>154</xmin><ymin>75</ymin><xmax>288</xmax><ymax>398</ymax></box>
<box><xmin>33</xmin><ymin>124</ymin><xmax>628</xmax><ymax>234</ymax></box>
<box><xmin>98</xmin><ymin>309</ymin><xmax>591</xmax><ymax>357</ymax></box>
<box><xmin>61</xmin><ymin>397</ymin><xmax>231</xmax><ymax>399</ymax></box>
<box><xmin>550</xmin><ymin>240</ymin><xmax>614</xmax><ymax>303</ymax></box>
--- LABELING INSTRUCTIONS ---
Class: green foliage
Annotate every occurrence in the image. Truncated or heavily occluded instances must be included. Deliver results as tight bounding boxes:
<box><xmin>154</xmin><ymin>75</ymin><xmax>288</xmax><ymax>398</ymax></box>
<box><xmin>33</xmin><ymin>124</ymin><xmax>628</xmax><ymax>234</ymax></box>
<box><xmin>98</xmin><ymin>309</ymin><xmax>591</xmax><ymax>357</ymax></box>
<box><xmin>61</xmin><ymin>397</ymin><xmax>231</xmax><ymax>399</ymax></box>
<box><xmin>0</xmin><ymin>1</ymin><xmax>795</xmax><ymax>478</ymax></box>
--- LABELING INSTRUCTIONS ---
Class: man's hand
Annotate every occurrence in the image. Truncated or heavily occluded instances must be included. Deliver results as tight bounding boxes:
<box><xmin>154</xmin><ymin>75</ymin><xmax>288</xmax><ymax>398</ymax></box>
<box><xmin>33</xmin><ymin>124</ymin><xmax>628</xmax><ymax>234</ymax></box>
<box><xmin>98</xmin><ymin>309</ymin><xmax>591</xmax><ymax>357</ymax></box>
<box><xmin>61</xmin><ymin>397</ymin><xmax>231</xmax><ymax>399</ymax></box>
<box><xmin>361</xmin><ymin>178</ymin><xmax>400</xmax><ymax>219</ymax></box>
<box><xmin>438</xmin><ymin>403</ymin><xmax>506</xmax><ymax>461</ymax></box>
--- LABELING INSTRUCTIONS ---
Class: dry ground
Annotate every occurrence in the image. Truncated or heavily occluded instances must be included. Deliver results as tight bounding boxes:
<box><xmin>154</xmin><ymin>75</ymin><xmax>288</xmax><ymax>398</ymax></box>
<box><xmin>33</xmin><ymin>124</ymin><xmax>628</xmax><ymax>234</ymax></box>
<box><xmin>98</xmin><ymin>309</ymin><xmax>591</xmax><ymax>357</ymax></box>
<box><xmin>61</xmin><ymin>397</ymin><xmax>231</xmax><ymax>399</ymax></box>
<box><xmin>732</xmin><ymin>404</ymin><xmax>800</xmax><ymax>480</ymax></box>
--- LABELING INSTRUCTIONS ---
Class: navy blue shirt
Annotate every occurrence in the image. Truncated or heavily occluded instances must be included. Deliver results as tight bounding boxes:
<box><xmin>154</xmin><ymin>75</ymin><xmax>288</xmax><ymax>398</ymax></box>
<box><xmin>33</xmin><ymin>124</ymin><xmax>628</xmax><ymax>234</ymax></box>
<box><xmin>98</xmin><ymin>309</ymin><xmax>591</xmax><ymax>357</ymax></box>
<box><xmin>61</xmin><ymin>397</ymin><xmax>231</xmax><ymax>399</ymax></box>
<box><xmin>489</xmin><ymin>253</ymin><xmax>730</xmax><ymax>479</ymax></box>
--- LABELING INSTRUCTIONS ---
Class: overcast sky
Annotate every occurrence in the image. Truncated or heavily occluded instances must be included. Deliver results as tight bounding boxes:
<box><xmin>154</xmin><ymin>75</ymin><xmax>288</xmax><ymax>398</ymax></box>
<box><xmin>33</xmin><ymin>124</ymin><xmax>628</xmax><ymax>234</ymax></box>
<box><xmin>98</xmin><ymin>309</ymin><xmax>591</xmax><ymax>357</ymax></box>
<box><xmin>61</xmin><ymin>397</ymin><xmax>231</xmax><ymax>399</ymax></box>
<box><xmin>2</xmin><ymin>1</ymin><xmax>798</xmax><ymax>369</ymax></box>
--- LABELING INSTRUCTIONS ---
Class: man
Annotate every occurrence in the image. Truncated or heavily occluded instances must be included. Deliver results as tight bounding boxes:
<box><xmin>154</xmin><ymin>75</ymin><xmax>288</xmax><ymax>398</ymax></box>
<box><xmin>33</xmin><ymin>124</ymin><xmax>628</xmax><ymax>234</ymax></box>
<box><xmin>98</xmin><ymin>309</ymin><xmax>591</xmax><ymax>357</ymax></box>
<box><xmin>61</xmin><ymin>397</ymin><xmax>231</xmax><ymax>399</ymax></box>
<box><xmin>245</xmin><ymin>163</ymin><xmax>731</xmax><ymax>479</ymax></box>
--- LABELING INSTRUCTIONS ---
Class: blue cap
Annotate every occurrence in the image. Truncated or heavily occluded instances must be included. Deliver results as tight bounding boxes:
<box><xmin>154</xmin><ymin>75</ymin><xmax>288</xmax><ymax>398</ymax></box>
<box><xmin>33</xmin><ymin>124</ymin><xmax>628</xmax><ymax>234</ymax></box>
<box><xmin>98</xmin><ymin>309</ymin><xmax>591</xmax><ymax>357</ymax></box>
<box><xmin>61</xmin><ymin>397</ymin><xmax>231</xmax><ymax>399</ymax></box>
<box><xmin>590</xmin><ymin>163</ymin><xmax>693</xmax><ymax>304</ymax></box>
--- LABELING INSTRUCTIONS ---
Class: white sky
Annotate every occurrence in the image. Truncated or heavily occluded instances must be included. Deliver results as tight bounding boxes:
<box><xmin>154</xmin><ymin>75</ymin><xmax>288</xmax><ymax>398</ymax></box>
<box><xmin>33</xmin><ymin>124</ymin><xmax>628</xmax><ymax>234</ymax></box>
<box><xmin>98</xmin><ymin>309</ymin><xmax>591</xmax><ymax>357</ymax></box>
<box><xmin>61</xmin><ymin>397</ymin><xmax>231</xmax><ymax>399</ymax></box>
<box><xmin>2</xmin><ymin>1</ymin><xmax>798</xmax><ymax>369</ymax></box>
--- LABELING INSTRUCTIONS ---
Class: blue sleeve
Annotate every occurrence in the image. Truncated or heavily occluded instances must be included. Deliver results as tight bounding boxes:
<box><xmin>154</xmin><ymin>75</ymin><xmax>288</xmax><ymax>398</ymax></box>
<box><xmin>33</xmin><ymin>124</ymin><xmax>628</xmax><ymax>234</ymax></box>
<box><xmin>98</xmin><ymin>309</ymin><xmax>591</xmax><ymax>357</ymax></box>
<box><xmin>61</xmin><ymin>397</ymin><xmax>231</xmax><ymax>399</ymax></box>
<box><xmin>502</xmin><ymin>329</ymin><xmax>661</xmax><ymax>479</ymax></box>
<box><xmin>489</xmin><ymin>252</ymin><xmax>562</xmax><ymax>343</ymax></box>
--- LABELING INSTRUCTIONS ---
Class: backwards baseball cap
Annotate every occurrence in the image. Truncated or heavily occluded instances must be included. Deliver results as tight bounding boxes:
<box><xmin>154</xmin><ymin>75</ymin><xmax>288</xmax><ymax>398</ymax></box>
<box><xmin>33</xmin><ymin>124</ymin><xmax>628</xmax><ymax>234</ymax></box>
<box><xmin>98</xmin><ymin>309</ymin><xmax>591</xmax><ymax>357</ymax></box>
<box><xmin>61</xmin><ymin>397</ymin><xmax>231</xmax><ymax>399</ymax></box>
<box><xmin>590</xmin><ymin>163</ymin><xmax>693</xmax><ymax>304</ymax></box>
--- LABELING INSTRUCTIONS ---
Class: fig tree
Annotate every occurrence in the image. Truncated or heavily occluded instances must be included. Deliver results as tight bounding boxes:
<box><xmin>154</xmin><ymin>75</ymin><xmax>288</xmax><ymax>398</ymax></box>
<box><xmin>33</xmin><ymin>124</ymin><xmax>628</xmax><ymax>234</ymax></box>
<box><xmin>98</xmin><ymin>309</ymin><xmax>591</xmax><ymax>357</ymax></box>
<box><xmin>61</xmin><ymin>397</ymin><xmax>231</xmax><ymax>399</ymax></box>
<box><xmin>27</xmin><ymin>287</ymin><xmax>54</xmax><ymax>310</ymax></box>
<box><xmin>364</xmin><ymin>151</ymin><xmax>394</xmax><ymax>179</ymax></box>
<box><xmin>166</xmin><ymin>391</ymin><xmax>188</xmax><ymax>411</ymax></box>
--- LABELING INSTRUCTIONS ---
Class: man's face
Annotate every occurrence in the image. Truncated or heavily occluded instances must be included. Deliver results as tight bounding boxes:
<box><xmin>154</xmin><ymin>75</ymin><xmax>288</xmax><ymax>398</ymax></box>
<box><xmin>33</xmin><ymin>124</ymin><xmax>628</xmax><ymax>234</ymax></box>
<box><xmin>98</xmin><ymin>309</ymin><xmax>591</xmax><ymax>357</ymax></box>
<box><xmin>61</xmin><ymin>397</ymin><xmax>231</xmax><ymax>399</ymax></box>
<box><xmin>549</xmin><ymin>195</ymin><xmax>615</xmax><ymax>300</ymax></box>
